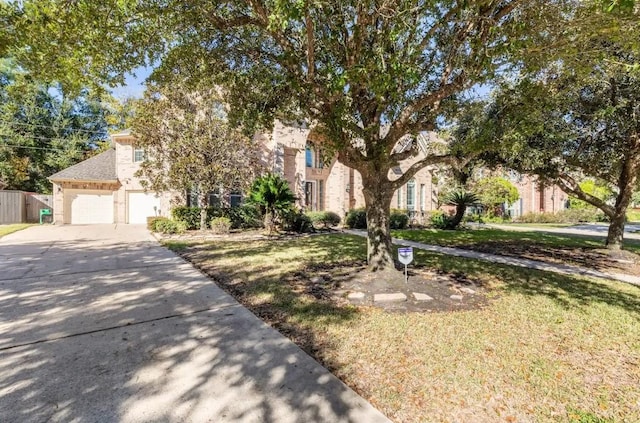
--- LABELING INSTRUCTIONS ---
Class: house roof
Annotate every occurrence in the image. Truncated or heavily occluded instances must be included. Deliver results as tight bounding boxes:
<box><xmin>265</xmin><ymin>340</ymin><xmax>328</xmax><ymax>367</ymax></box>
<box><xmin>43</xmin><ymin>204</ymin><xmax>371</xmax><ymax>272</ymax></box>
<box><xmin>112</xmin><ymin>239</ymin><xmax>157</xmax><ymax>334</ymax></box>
<box><xmin>48</xmin><ymin>149</ymin><xmax>118</xmax><ymax>182</ymax></box>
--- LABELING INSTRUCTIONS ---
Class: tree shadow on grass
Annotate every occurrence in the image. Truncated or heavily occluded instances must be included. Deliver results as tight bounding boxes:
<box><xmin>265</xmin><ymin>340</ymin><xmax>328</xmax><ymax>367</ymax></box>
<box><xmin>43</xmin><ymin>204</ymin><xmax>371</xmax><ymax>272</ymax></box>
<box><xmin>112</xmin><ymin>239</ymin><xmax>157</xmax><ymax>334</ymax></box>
<box><xmin>175</xmin><ymin>235</ymin><xmax>365</xmax><ymax>366</ymax></box>
<box><xmin>0</xmin><ymin>231</ymin><xmax>387</xmax><ymax>423</ymax></box>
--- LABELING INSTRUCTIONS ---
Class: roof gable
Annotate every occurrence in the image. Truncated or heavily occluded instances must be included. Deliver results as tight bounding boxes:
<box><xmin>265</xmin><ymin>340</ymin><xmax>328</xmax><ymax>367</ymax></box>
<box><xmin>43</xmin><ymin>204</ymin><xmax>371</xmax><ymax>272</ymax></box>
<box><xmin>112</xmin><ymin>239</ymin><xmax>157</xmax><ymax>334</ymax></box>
<box><xmin>49</xmin><ymin>149</ymin><xmax>117</xmax><ymax>182</ymax></box>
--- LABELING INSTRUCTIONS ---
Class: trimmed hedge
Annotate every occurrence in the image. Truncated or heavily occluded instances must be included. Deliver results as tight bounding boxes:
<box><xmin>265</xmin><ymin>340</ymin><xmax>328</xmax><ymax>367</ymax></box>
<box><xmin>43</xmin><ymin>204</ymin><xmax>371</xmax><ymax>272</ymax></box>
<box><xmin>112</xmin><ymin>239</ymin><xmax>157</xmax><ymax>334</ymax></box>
<box><xmin>516</xmin><ymin>209</ymin><xmax>608</xmax><ymax>224</ymax></box>
<box><xmin>344</xmin><ymin>208</ymin><xmax>409</xmax><ymax>230</ymax></box>
<box><xmin>345</xmin><ymin>209</ymin><xmax>367</xmax><ymax>229</ymax></box>
<box><xmin>283</xmin><ymin>210</ymin><xmax>314</xmax><ymax>233</ymax></box>
<box><xmin>171</xmin><ymin>205</ymin><xmax>262</xmax><ymax>230</ymax></box>
<box><xmin>306</xmin><ymin>211</ymin><xmax>341</xmax><ymax>228</ymax></box>
<box><xmin>210</xmin><ymin>217</ymin><xmax>232</xmax><ymax>234</ymax></box>
<box><xmin>390</xmin><ymin>210</ymin><xmax>409</xmax><ymax>229</ymax></box>
<box><xmin>148</xmin><ymin>217</ymin><xmax>187</xmax><ymax>234</ymax></box>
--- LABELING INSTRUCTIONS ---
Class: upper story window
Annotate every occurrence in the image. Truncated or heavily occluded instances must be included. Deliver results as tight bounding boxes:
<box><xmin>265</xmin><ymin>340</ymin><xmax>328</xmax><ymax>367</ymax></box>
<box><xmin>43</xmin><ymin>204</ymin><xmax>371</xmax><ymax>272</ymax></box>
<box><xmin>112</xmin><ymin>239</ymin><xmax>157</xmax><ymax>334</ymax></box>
<box><xmin>305</xmin><ymin>144</ymin><xmax>323</xmax><ymax>168</ymax></box>
<box><xmin>133</xmin><ymin>147</ymin><xmax>146</xmax><ymax>163</ymax></box>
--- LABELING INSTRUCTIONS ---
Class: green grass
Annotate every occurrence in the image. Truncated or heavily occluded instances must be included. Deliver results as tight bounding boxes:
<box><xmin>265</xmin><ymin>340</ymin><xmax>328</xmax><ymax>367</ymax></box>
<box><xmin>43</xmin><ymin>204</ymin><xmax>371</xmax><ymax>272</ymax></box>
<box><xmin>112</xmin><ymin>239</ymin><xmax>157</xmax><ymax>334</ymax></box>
<box><xmin>173</xmin><ymin>234</ymin><xmax>640</xmax><ymax>423</ymax></box>
<box><xmin>502</xmin><ymin>222</ymin><xmax>577</xmax><ymax>229</ymax></box>
<box><xmin>393</xmin><ymin>227</ymin><xmax>640</xmax><ymax>254</ymax></box>
<box><xmin>0</xmin><ymin>224</ymin><xmax>32</xmax><ymax>238</ymax></box>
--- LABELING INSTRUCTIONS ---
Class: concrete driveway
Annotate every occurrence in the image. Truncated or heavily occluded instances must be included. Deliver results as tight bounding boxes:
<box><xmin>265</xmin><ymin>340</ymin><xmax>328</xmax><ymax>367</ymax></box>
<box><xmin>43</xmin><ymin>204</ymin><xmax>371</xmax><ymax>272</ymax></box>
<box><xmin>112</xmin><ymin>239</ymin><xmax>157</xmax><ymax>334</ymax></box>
<box><xmin>0</xmin><ymin>225</ymin><xmax>389</xmax><ymax>423</ymax></box>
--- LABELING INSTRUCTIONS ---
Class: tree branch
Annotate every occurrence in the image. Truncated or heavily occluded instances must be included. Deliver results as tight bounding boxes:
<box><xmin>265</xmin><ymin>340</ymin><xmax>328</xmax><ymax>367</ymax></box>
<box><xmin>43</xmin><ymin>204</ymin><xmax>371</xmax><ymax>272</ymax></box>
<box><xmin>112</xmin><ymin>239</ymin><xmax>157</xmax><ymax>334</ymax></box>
<box><xmin>390</xmin><ymin>154</ymin><xmax>456</xmax><ymax>190</ymax></box>
<box><xmin>554</xmin><ymin>174</ymin><xmax>615</xmax><ymax>217</ymax></box>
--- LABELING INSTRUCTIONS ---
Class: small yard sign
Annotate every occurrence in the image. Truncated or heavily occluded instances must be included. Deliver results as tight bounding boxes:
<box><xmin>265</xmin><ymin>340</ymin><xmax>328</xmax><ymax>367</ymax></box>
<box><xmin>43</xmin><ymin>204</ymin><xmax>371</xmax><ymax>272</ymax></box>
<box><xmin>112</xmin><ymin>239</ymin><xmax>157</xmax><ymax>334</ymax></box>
<box><xmin>398</xmin><ymin>247</ymin><xmax>413</xmax><ymax>265</ymax></box>
<box><xmin>398</xmin><ymin>246</ymin><xmax>413</xmax><ymax>283</ymax></box>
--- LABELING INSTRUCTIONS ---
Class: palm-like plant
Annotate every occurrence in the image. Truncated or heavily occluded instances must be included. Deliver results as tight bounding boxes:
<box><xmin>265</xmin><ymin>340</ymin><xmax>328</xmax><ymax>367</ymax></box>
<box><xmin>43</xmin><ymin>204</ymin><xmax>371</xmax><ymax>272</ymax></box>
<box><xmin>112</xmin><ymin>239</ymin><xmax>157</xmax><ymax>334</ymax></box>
<box><xmin>247</xmin><ymin>173</ymin><xmax>297</xmax><ymax>233</ymax></box>
<box><xmin>445</xmin><ymin>190</ymin><xmax>480</xmax><ymax>229</ymax></box>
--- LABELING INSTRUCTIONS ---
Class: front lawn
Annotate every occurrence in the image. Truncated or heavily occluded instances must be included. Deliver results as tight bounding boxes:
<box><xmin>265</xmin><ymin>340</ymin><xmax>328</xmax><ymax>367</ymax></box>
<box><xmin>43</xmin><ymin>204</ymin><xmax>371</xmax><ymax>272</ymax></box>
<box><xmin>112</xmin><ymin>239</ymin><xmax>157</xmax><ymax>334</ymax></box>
<box><xmin>0</xmin><ymin>224</ymin><xmax>32</xmax><ymax>238</ymax></box>
<box><xmin>167</xmin><ymin>234</ymin><xmax>640</xmax><ymax>423</ymax></box>
<box><xmin>393</xmin><ymin>227</ymin><xmax>640</xmax><ymax>275</ymax></box>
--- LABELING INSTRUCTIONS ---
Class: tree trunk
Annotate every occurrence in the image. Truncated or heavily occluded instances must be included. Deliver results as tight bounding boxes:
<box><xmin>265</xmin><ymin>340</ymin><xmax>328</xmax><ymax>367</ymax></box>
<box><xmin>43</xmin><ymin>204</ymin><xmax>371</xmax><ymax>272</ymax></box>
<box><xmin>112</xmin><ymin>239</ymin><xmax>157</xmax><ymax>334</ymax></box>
<box><xmin>363</xmin><ymin>182</ymin><xmax>394</xmax><ymax>271</ymax></box>
<box><xmin>448</xmin><ymin>203</ymin><xmax>467</xmax><ymax>229</ymax></box>
<box><xmin>606</xmin><ymin>211</ymin><xmax>625</xmax><ymax>249</ymax></box>
<box><xmin>606</xmin><ymin>148</ymin><xmax>639</xmax><ymax>249</ymax></box>
<box><xmin>198</xmin><ymin>191</ymin><xmax>208</xmax><ymax>231</ymax></box>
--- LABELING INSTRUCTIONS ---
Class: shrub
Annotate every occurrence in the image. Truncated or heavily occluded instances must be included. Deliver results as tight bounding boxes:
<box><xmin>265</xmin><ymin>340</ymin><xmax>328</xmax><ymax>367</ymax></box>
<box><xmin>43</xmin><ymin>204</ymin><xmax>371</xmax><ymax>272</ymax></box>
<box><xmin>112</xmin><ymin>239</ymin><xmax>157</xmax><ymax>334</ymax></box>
<box><xmin>390</xmin><ymin>210</ymin><xmax>409</xmax><ymax>229</ymax></box>
<box><xmin>210</xmin><ymin>217</ymin><xmax>232</xmax><ymax>234</ymax></box>
<box><xmin>345</xmin><ymin>208</ymin><xmax>367</xmax><ymax>229</ymax></box>
<box><xmin>306</xmin><ymin>211</ymin><xmax>341</xmax><ymax>228</ymax></box>
<box><xmin>429</xmin><ymin>210</ymin><xmax>453</xmax><ymax>229</ymax></box>
<box><xmin>147</xmin><ymin>216</ymin><xmax>165</xmax><ymax>231</ymax></box>
<box><xmin>516</xmin><ymin>209</ymin><xmax>609</xmax><ymax>224</ymax></box>
<box><xmin>283</xmin><ymin>210</ymin><xmax>313</xmax><ymax>233</ymax></box>
<box><xmin>171</xmin><ymin>206</ymin><xmax>202</xmax><ymax>229</ymax></box>
<box><xmin>172</xmin><ymin>205</ymin><xmax>264</xmax><ymax>230</ymax></box>
<box><xmin>152</xmin><ymin>217</ymin><xmax>187</xmax><ymax>234</ymax></box>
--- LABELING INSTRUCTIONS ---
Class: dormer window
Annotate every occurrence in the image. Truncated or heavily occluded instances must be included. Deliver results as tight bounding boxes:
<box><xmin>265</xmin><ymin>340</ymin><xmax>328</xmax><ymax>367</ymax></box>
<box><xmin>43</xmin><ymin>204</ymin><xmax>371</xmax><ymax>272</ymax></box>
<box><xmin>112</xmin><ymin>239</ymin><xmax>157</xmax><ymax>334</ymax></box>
<box><xmin>133</xmin><ymin>147</ymin><xmax>146</xmax><ymax>163</ymax></box>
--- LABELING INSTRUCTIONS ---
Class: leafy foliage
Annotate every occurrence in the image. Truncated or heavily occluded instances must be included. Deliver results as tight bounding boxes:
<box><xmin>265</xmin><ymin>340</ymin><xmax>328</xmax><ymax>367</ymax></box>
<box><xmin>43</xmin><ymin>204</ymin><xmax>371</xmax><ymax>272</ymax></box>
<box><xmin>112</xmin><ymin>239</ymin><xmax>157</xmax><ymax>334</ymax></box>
<box><xmin>149</xmin><ymin>217</ymin><xmax>187</xmax><ymax>234</ymax></box>
<box><xmin>132</xmin><ymin>82</ymin><xmax>261</xmax><ymax>230</ymax></box>
<box><xmin>569</xmin><ymin>179</ymin><xmax>615</xmax><ymax>210</ymax></box>
<box><xmin>389</xmin><ymin>211</ymin><xmax>409</xmax><ymax>230</ymax></box>
<box><xmin>247</xmin><ymin>173</ymin><xmax>297</xmax><ymax>232</ymax></box>
<box><xmin>475</xmin><ymin>177</ymin><xmax>519</xmax><ymax>212</ymax></box>
<box><xmin>2</xmin><ymin>0</ymin><xmax>576</xmax><ymax>269</ymax></box>
<box><xmin>0</xmin><ymin>60</ymin><xmax>114</xmax><ymax>192</ymax></box>
<box><xmin>345</xmin><ymin>209</ymin><xmax>367</xmax><ymax>229</ymax></box>
<box><xmin>516</xmin><ymin>209</ymin><xmax>609</xmax><ymax>224</ymax></box>
<box><xmin>306</xmin><ymin>211</ymin><xmax>341</xmax><ymax>228</ymax></box>
<box><xmin>210</xmin><ymin>217</ymin><xmax>232</xmax><ymax>234</ymax></box>
<box><xmin>441</xmin><ymin>190</ymin><xmax>480</xmax><ymax>229</ymax></box>
<box><xmin>283</xmin><ymin>209</ymin><xmax>314</xmax><ymax>233</ymax></box>
<box><xmin>171</xmin><ymin>205</ymin><xmax>262</xmax><ymax>230</ymax></box>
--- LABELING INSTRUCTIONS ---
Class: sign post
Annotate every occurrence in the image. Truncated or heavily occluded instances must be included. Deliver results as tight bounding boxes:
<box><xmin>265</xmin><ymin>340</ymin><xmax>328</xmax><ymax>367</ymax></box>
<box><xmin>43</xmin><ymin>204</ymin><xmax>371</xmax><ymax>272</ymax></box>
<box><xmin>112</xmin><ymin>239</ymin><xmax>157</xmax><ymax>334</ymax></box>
<box><xmin>397</xmin><ymin>247</ymin><xmax>414</xmax><ymax>283</ymax></box>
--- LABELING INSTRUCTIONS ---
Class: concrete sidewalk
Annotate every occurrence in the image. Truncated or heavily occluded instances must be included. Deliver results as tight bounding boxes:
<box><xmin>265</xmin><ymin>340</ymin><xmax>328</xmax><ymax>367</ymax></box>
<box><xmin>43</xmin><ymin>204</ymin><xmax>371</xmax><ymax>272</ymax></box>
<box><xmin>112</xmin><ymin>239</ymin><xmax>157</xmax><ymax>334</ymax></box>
<box><xmin>481</xmin><ymin>222</ymin><xmax>640</xmax><ymax>241</ymax></box>
<box><xmin>0</xmin><ymin>225</ymin><xmax>390</xmax><ymax>423</ymax></box>
<box><xmin>345</xmin><ymin>229</ymin><xmax>640</xmax><ymax>287</ymax></box>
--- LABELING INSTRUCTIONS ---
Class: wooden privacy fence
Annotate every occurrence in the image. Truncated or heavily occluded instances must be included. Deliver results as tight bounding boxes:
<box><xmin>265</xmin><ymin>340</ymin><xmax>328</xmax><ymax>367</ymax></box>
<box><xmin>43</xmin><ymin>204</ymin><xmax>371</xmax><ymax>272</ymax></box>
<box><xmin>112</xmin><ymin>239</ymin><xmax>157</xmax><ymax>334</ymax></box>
<box><xmin>0</xmin><ymin>191</ymin><xmax>53</xmax><ymax>224</ymax></box>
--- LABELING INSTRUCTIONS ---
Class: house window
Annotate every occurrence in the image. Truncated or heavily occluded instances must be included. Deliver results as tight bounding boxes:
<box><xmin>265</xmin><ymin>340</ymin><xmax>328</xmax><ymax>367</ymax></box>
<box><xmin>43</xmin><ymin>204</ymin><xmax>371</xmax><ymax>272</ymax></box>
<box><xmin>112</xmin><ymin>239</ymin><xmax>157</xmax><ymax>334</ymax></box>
<box><xmin>133</xmin><ymin>147</ymin><xmax>146</xmax><ymax>163</ymax></box>
<box><xmin>306</xmin><ymin>146</ymin><xmax>314</xmax><ymax>168</ymax></box>
<box><xmin>305</xmin><ymin>144</ymin><xmax>323</xmax><ymax>168</ymax></box>
<box><xmin>208</xmin><ymin>189</ymin><xmax>222</xmax><ymax>207</ymax></box>
<box><xmin>230</xmin><ymin>191</ymin><xmax>242</xmax><ymax>207</ymax></box>
<box><xmin>397</xmin><ymin>187</ymin><xmax>402</xmax><ymax>209</ymax></box>
<box><xmin>420</xmin><ymin>184</ymin><xmax>425</xmax><ymax>210</ymax></box>
<box><xmin>407</xmin><ymin>179</ymin><xmax>415</xmax><ymax>211</ymax></box>
<box><xmin>318</xmin><ymin>180</ymin><xmax>324</xmax><ymax>211</ymax></box>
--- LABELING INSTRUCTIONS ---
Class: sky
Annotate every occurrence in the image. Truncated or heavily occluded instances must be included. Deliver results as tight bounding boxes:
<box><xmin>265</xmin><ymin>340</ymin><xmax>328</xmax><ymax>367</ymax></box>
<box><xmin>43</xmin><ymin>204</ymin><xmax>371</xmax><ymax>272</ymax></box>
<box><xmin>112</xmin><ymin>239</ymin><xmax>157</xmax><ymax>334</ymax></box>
<box><xmin>108</xmin><ymin>65</ymin><xmax>494</xmax><ymax>102</ymax></box>
<box><xmin>110</xmin><ymin>66</ymin><xmax>152</xmax><ymax>99</ymax></box>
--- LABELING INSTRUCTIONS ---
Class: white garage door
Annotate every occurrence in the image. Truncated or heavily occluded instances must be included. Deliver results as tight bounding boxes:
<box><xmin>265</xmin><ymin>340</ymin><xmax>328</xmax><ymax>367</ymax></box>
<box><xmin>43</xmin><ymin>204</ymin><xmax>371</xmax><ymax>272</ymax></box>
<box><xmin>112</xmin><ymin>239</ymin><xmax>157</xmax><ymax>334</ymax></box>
<box><xmin>127</xmin><ymin>192</ymin><xmax>161</xmax><ymax>224</ymax></box>
<box><xmin>66</xmin><ymin>190</ymin><xmax>114</xmax><ymax>224</ymax></box>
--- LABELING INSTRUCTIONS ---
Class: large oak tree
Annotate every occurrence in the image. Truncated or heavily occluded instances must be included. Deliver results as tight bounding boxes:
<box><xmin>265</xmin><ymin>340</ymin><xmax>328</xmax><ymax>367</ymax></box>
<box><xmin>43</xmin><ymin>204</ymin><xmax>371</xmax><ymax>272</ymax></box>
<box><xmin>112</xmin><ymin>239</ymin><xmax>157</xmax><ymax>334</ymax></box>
<box><xmin>4</xmin><ymin>0</ymin><xmax>584</xmax><ymax>270</ymax></box>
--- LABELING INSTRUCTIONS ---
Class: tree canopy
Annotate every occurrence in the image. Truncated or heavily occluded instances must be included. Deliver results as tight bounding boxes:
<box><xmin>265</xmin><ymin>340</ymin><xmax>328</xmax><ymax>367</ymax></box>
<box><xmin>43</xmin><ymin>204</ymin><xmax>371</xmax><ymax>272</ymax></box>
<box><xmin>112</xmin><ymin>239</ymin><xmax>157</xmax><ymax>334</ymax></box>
<box><xmin>4</xmin><ymin>0</ymin><xmax>630</xmax><ymax>268</ymax></box>
<box><xmin>0</xmin><ymin>60</ymin><xmax>115</xmax><ymax>192</ymax></box>
<box><xmin>132</xmin><ymin>82</ymin><xmax>261</xmax><ymax>230</ymax></box>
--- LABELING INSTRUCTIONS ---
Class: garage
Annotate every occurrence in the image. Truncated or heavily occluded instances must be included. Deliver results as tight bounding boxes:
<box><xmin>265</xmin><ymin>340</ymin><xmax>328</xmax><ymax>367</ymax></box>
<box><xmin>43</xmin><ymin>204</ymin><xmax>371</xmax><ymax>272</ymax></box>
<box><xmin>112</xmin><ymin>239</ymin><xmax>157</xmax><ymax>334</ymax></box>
<box><xmin>127</xmin><ymin>192</ymin><xmax>161</xmax><ymax>224</ymax></box>
<box><xmin>65</xmin><ymin>190</ymin><xmax>114</xmax><ymax>224</ymax></box>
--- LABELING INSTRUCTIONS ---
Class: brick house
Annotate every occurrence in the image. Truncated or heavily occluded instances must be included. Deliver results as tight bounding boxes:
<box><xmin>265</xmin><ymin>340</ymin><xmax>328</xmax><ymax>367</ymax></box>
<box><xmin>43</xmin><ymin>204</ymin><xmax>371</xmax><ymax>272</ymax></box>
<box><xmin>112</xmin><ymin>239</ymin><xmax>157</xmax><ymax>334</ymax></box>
<box><xmin>505</xmin><ymin>172</ymin><xmax>569</xmax><ymax>217</ymax></box>
<box><xmin>49</xmin><ymin>130</ymin><xmax>173</xmax><ymax>224</ymax></box>
<box><xmin>49</xmin><ymin>124</ymin><xmax>564</xmax><ymax>225</ymax></box>
<box><xmin>256</xmin><ymin>121</ymin><xmax>439</xmax><ymax>220</ymax></box>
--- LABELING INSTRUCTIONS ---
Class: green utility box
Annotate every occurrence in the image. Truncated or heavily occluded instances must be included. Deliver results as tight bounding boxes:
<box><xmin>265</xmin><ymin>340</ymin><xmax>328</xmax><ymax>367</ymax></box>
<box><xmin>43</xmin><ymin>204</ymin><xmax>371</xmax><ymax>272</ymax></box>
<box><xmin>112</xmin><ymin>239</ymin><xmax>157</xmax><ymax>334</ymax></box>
<box><xmin>39</xmin><ymin>208</ymin><xmax>52</xmax><ymax>224</ymax></box>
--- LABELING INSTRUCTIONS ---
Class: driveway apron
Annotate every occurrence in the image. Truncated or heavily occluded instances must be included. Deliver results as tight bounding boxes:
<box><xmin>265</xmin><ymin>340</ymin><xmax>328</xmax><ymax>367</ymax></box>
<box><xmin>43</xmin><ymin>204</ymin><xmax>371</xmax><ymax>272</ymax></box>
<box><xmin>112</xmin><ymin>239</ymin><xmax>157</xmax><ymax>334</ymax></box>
<box><xmin>0</xmin><ymin>224</ymin><xmax>389</xmax><ymax>423</ymax></box>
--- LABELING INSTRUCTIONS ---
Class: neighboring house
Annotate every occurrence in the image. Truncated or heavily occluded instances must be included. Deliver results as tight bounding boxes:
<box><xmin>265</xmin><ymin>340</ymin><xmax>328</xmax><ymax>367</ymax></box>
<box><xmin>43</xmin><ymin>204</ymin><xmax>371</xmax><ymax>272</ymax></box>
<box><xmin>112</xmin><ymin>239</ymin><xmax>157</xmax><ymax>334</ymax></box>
<box><xmin>49</xmin><ymin>130</ymin><xmax>172</xmax><ymax>224</ymax></box>
<box><xmin>256</xmin><ymin>121</ymin><xmax>439</xmax><ymax>221</ymax></box>
<box><xmin>506</xmin><ymin>172</ymin><xmax>569</xmax><ymax>217</ymax></box>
